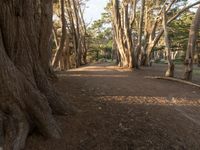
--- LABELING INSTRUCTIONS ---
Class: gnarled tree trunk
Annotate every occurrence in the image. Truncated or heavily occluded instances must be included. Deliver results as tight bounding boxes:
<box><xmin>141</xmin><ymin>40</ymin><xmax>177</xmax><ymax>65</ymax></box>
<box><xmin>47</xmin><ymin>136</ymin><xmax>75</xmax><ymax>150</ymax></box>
<box><xmin>0</xmin><ymin>1</ymin><xmax>74</xmax><ymax>149</ymax></box>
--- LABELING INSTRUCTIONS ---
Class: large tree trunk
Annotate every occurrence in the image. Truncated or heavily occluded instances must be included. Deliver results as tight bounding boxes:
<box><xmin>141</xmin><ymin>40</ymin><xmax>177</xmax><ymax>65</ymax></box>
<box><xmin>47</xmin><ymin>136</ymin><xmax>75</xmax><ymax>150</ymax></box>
<box><xmin>184</xmin><ymin>5</ymin><xmax>200</xmax><ymax>80</ymax></box>
<box><xmin>112</xmin><ymin>0</ymin><xmax>136</xmax><ymax>68</ymax></box>
<box><xmin>0</xmin><ymin>1</ymin><xmax>74</xmax><ymax>149</ymax></box>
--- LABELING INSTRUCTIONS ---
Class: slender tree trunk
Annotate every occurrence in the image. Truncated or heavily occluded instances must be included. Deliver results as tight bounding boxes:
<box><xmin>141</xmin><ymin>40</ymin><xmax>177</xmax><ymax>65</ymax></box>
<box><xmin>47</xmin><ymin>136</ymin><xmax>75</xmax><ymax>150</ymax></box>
<box><xmin>136</xmin><ymin>0</ymin><xmax>145</xmax><ymax>68</ymax></box>
<box><xmin>184</xmin><ymin>5</ymin><xmax>200</xmax><ymax>80</ymax></box>
<box><xmin>71</xmin><ymin>0</ymin><xmax>82</xmax><ymax>67</ymax></box>
<box><xmin>163</xmin><ymin>7</ymin><xmax>174</xmax><ymax>77</ymax></box>
<box><xmin>122</xmin><ymin>1</ymin><xmax>133</xmax><ymax>68</ymax></box>
<box><xmin>52</xmin><ymin>0</ymin><xmax>67</xmax><ymax>68</ymax></box>
<box><xmin>144</xmin><ymin>1</ymin><xmax>200</xmax><ymax>66</ymax></box>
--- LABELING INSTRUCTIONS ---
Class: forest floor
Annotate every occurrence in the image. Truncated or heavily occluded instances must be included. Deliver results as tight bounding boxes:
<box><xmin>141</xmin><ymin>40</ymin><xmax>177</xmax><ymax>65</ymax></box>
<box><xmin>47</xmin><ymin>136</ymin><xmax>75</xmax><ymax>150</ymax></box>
<box><xmin>26</xmin><ymin>63</ymin><xmax>200</xmax><ymax>150</ymax></box>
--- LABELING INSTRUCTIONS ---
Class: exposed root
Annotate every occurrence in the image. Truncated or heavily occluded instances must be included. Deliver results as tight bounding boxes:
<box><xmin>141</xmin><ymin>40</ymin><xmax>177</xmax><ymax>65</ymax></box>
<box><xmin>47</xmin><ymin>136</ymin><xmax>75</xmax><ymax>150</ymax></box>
<box><xmin>145</xmin><ymin>76</ymin><xmax>200</xmax><ymax>88</ymax></box>
<box><xmin>2</xmin><ymin>102</ymin><xmax>29</xmax><ymax>150</ymax></box>
<box><xmin>0</xmin><ymin>111</ymin><xmax>4</xmax><ymax>150</ymax></box>
<box><xmin>33</xmin><ymin>65</ymin><xmax>77</xmax><ymax>115</ymax></box>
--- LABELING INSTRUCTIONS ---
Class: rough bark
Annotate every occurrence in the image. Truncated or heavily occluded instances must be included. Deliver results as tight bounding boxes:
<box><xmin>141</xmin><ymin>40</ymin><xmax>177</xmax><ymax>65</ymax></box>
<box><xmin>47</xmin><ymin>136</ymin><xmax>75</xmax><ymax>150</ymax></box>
<box><xmin>112</xmin><ymin>0</ymin><xmax>129</xmax><ymax>67</ymax></box>
<box><xmin>111</xmin><ymin>0</ymin><xmax>136</xmax><ymax>68</ymax></box>
<box><xmin>0</xmin><ymin>1</ymin><xmax>74</xmax><ymax>149</ymax></box>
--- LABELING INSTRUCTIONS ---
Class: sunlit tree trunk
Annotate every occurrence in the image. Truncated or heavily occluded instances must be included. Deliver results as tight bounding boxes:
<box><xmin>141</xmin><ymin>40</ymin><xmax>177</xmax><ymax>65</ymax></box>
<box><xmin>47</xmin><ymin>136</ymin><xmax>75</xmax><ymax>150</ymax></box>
<box><xmin>52</xmin><ymin>0</ymin><xmax>67</xmax><ymax>68</ymax></box>
<box><xmin>111</xmin><ymin>0</ymin><xmax>129</xmax><ymax>67</ymax></box>
<box><xmin>136</xmin><ymin>0</ymin><xmax>145</xmax><ymax>68</ymax></box>
<box><xmin>144</xmin><ymin>1</ymin><xmax>200</xmax><ymax>66</ymax></box>
<box><xmin>184</xmin><ymin>5</ymin><xmax>200</xmax><ymax>80</ymax></box>
<box><xmin>163</xmin><ymin>6</ymin><xmax>174</xmax><ymax>77</ymax></box>
<box><xmin>111</xmin><ymin>0</ymin><xmax>137</xmax><ymax>68</ymax></box>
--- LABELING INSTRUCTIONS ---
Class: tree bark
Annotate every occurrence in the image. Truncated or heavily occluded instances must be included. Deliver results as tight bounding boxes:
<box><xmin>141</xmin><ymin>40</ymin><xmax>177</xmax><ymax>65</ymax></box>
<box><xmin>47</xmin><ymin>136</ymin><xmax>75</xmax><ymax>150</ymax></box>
<box><xmin>144</xmin><ymin>1</ymin><xmax>200</xmax><ymax>66</ymax></box>
<box><xmin>163</xmin><ymin>6</ymin><xmax>174</xmax><ymax>77</ymax></box>
<box><xmin>184</xmin><ymin>5</ymin><xmax>200</xmax><ymax>80</ymax></box>
<box><xmin>0</xmin><ymin>1</ymin><xmax>74</xmax><ymax>149</ymax></box>
<box><xmin>52</xmin><ymin>0</ymin><xmax>67</xmax><ymax>68</ymax></box>
<box><xmin>136</xmin><ymin>0</ymin><xmax>145</xmax><ymax>68</ymax></box>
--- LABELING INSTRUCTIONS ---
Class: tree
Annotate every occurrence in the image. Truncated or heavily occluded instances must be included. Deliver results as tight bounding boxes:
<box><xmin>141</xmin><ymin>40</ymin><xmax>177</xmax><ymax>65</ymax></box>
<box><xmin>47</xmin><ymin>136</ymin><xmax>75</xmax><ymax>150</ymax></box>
<box><xmin>184</xmin><ymin>5</ymin><xmax>200</xmax><ymax>80</ymax></box>
<box><xmin>111</xmin><ymin>0</ymin><xmax>136</xmax><ymax>68</ymax></box>
<box><xmin>52</xmin><ymin>0</ymin><xmax>67</xmax><ymax>68</ymax></box>
<box><xmin>163</xmin><ymin>6</ymin><xmax>174</xmax><ymax>77</ymax></box>
<box><xmin>52</xmin><ymin>0</ymin><xmax>88</xmax><ymax>70</ymax></box>
<box><xmin>0</xmin><ymin>1</ymin><xmax>74</xmax><ymax>149</ymax></box>
<box><xmin>144</xmin><ymin>1</ymin><xmax>200</xmax><ymax>66</ymax></box>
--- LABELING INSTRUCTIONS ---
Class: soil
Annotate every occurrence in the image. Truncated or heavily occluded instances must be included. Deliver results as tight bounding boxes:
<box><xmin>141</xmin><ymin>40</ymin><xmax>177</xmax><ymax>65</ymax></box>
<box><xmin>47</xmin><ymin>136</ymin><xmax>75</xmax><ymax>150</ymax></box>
<box><xmin>26</xmin><ymin>63</ymin><xmax>200</xmax><ymax>150</ymax></box>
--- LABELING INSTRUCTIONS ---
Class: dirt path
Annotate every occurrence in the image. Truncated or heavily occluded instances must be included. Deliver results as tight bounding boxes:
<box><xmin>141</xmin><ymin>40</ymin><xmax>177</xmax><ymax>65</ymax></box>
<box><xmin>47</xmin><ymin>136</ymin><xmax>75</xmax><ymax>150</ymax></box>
<box><xmin>26</xmin><ymin>63</ymin><xmax>200</xmax><ymax>150</ymax></box>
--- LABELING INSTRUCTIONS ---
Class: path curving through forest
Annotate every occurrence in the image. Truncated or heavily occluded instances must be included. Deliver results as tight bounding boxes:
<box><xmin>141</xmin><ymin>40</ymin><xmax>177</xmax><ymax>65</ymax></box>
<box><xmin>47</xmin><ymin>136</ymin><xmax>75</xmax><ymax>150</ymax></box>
<box><xmin>26</xmin><ymin>63</ymin><xmax>200</xmax><ymax>150</ymax></box>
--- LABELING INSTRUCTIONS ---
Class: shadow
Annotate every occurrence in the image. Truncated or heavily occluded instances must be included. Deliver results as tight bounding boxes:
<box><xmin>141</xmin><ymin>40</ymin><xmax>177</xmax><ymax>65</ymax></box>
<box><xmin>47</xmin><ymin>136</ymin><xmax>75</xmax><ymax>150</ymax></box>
<box><xmin>26</xmin><ymin>63</ymin><xmax>200</xmax><ymax>150</ymax></box>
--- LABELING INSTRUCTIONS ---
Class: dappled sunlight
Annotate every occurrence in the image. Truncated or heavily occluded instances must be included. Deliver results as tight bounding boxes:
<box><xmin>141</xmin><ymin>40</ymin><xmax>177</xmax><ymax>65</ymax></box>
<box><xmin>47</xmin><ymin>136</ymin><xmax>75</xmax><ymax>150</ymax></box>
<box><xmin>68</xmin><ymin>64</ymin><xmax>132</xmax><ymax>72</ymax></box>
<box><xmin>65</xmin><ymin>74</ymin><xmax>129</xmax><ymax>78</ymax></box>
<box><xmin>97</xmin><ymin>96</ymin><xmax>200</xmax><ymax>107</ymax></box>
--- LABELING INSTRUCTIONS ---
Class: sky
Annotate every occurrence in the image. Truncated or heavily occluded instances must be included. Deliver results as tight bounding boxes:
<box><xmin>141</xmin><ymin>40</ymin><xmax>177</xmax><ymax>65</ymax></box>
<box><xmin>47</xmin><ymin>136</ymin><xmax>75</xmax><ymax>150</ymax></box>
<box><xmin>84</xmin><ymin>0</ymin><xmax>198</xmax><ymax>25</ymax></box>
<box><xmin>84</xmin><ymin>0</ymin><xmax>108</xmax><ymax>24</ymax></box>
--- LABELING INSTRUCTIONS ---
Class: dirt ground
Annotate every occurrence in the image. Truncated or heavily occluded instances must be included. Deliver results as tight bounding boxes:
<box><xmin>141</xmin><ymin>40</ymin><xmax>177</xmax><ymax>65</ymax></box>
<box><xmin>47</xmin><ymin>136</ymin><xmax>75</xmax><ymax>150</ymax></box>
<box><xmin>26</xmin><ymin>63</ymin><xmax>200</xmax><ymax>150</ymax></box>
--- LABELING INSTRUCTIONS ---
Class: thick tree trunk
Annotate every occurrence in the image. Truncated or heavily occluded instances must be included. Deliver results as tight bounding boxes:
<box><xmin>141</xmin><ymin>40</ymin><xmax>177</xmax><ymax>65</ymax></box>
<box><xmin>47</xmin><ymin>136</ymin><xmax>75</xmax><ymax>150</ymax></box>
<box><xmin>184</xmin><ymin>5</ymin><xmax>200</xmax><ymax>80</ymax></box>
<box><xmin>0</xmin><ymin>1</ymin><xmax>74</xmax><ymax>149</ymax></box>
<box><xmin>112</xmin><ymin>0</ymin><xmax>136</xmax><ymax>68</ymax></box>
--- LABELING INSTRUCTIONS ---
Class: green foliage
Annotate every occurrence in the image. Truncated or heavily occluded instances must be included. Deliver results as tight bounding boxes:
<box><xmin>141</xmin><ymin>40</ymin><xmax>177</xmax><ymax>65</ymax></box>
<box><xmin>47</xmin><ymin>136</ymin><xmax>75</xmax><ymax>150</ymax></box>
<box><xmin>169</xmin><ymin>11</ymin><xmax>194</xmax><ymax>52</ymax></box>
<box><xmin>87</xmin><ymin>3</ymin><xmax>113</xmax><ymax>62</ymax></box>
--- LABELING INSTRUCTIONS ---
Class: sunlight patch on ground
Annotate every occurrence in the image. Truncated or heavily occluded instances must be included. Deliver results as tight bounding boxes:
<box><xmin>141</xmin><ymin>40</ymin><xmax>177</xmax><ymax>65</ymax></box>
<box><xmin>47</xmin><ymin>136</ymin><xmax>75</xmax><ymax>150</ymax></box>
<box><xmin>97</xmin><ymin>96</ymin><xmax>200</xmax><ymax>107</ymax></box>
<box><xmin>62</xmin><ymin>74</ymin><xmax>129</xmax><ymax>78</ymax></box>
<box><xmin>68</xmin><ymin>65</ymin><xmax>132</xmax><ymax>72</ymax></box>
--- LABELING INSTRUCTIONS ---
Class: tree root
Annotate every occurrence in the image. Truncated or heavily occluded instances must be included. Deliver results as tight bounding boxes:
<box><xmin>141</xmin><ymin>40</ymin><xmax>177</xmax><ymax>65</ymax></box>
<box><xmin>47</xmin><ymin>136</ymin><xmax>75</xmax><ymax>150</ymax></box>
<box><xmin>145</xmin><ymin>76</ymin><xmax>200</xmax><ymax>88</ymax></box>
<box><xmin>0</xmin><ymin>29</ymin><xmax>63</xmax><ymax>150</ymax></box>
<box><xmin>2</xmin><ymin>102</ymin><xmax>29</xmax><ymax>150</ymax></box>
<box><xmin>0</xmin><ymin>111</ymin><xmax>4</xmax><ymax>150</ymax></box>
<box><xmin>33</xmin><ymin>65</ymin><xmax>77</xmax><ymax>115</ymax></box>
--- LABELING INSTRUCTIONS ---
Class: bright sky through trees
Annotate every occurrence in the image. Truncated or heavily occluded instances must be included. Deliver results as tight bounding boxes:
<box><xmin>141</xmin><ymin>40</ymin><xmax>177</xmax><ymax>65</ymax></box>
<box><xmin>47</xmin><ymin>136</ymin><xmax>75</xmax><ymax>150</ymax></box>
<box><xmin>84</xmin><ymin>0</ymin><xmax>198</xmax><ymax>25</ymax></box>
<box><xmin>84</xmin><ymin>0</ymin><xmax>108</xmax><ymax>24</ymax></box>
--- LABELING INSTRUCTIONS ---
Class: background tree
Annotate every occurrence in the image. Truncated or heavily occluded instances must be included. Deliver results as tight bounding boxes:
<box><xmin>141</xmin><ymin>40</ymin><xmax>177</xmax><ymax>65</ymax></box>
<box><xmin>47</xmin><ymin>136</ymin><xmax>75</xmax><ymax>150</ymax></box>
<box><xmin>184</xmin><ymin>5</ymin><xmax>200</xmax><ymax>80</ymax></box>
<box><xmin>52</xmin><ymin>0</ymin><xmax>88</xmax><ymax>70</ymax></box>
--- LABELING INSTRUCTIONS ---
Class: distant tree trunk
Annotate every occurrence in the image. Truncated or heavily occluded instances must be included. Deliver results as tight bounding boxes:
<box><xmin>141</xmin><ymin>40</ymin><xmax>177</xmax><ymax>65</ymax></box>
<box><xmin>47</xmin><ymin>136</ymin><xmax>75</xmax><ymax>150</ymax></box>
<box><xmin>163</xmin><ymin>7</ymin><xmax>174</xmax><ymax>77</ymax></box>
<box><xmin>0</xmin><ymin>1</ymin><xmax>73</xmax><ymax>149</ymax></box>
<box><xmin>71</xmin><ymin>0</ymin><xmax>82</xmax><ymax>67</ymax></box>
<box><xmin>184</xmin><ymin>5</ymin><xmax>200</xmax><ymax>80</ymax></box>
<box><xmin>144</xmin><ymin>1</ymin><xmax>200</xmax><ymax>66</ymax></box>
<box><xmin>52</xmin><ymin>0</ymin><xmax>67</xmax><ymax>68</ymax></box>
<box><xmin>198</xmin><ymin>53</ymin><xmax>200</xmax><ymax>67</ymax></box>
<box><xmin>140</xmin><ymin>6</ymin><xmax>149</xmax><ymax>66</ymax></box>
<box><xmin>111</xmin><ymin>0</ymin><xmax>137</xmax><ymax>68</ymax></box>
<box><xmin>136</xmin><ymin>0</ymin><xmax>145</xmax><ymax>68</ymax></box>
<box><xmin>78</xmin><ymin>3</ymin><xmax>88</xmax><ymax>65</ymax></box>
<box><xmin>122</xmin><ymin>1</ymin><xmax>133</xmax><ymax>68</ymax></box>
<box><xmin>112</xmin><ymin>0</ymin><xmax>129</xmax><ymax>67</ymax></box>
